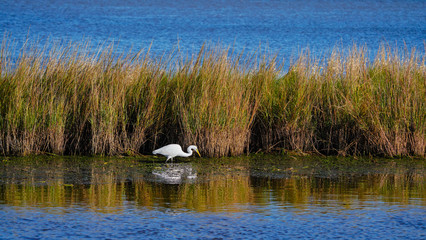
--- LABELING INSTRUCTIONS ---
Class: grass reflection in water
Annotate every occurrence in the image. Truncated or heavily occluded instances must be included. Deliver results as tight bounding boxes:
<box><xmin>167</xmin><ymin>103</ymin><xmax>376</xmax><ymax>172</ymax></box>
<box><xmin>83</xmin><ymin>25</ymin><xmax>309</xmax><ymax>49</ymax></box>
<box><xmin>0</xmin><ymin>156</ymin><xmax>424</xmax><ymax>213</ymax></box>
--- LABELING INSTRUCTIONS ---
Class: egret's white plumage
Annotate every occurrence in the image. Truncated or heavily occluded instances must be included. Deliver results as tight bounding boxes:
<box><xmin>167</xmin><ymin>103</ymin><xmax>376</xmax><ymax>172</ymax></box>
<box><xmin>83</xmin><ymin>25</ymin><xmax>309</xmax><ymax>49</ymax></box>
<box><xmin>153</xmin><ymin>144</ymin><xmax>201</xmax><ymax>162</ymax></box>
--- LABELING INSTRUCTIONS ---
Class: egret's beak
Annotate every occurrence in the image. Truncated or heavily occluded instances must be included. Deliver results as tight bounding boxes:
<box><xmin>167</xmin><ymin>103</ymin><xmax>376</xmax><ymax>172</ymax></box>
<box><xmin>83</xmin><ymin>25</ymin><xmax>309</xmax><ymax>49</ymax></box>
<box><xmin>196</xmin><ymin>149</ymin><xmax>201</xmax><ymax>157</ymax></box>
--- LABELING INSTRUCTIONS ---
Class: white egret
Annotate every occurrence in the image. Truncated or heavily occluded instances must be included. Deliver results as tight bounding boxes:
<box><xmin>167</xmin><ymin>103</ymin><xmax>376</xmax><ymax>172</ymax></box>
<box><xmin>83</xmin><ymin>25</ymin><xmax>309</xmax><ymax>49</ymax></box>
<box><xmin>152</xmin><ymin>144</ymin><xmax>201</xmax><ymax>162</ymax></box>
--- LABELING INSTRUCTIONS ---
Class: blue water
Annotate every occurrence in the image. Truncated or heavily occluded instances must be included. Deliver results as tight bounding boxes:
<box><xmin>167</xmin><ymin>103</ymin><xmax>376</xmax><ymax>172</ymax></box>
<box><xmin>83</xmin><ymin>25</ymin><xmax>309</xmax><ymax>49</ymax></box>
<box><xmin>1</xmin><ymin>0</ymin><xmax>425</xmax><ymax>57</ymax></box>
<box><xmin>0</xmin><ymin>157</ymin><xmax>425</xmax><ymax>239</ymax></box>
<box><xmin>1</xmin><ymin>203</ymin><xmax>424</xmax><ymax>239</ymax></box>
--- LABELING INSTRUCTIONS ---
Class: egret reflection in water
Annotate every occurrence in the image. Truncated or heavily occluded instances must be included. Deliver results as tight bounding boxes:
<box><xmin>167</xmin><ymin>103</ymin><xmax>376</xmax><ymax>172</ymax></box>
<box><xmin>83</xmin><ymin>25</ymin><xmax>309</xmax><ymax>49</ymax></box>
<box><xmin>152</xmin><ymin>163</ymin><xmax>198</xmax><ymax>184</ymax></box>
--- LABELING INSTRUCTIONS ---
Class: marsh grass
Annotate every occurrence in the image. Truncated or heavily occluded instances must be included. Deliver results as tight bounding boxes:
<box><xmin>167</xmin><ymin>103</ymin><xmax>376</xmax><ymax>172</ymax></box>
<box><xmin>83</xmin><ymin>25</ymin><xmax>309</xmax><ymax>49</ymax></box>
<box><xmin>171</xmin><ymin>45</ymin><xmax>273</xmax><ymax>157</ymax></box>
<box><xmin>254</xmin><ymin>51</ymin><xmax>318</xmax><ymax>153</ymax></box>
<box><xmin>0</xmin><ymin>36</ymin><xmax>424</xmax><ymax>157</ymax></box>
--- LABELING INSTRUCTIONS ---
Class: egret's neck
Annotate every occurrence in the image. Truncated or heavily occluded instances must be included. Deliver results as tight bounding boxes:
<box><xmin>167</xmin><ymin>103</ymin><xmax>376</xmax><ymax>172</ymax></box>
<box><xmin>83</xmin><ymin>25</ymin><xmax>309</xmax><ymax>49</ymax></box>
<box><xmin>183</xmin><ymin>147</ymin><xmax>195</xmax><ymax>157</ymax></box>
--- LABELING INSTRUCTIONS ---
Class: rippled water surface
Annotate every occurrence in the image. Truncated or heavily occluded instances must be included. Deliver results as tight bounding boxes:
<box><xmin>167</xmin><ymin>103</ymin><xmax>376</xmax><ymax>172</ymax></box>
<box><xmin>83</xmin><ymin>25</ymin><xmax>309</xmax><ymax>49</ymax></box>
<box><xmin>1</xmin><ymin>0</ymin><xmax>425</xmax><ymax>56</ymax></box>
<box><xmin>0</xmin><ymin>156</ymin><xmax>424</xmax><ymax>239</ymax></box>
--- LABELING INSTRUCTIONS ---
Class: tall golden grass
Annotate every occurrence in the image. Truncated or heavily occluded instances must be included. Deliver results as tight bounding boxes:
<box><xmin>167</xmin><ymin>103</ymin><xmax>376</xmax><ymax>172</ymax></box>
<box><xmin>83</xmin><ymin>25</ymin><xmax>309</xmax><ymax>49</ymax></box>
<box><xmin>0</xmin><ymin>36</ymin><xmax>424</xmax><ymax>157</ymax></box>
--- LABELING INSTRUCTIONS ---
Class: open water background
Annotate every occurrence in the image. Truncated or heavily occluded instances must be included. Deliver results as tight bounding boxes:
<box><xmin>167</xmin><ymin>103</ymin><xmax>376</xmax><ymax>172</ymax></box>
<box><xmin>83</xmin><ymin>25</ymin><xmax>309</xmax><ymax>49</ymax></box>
<box><xmin>1</xmin><ymin>0</ymin><xmax>425</xmax><ymax>58</ymax></box>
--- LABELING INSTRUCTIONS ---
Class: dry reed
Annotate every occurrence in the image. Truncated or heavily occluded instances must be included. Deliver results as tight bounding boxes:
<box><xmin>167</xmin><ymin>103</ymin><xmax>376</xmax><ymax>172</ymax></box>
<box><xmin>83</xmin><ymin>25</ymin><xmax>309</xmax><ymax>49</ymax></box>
<box><xmin>0</xmin><ymin>36</ymin><xmax>424</xmax><ymax>157</ymax></box>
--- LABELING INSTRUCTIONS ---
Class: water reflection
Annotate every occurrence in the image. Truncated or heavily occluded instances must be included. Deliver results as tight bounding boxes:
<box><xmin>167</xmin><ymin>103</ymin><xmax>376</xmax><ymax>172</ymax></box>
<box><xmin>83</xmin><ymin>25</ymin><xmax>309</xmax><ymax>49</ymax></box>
<box><xmin>0</xmin><ymin>157</ymin><xmax>424</xmax><ymax>213</ymax></box>
<box><xmin>152</xmin><ymin>163</ymin><xmax>197</xmax><ymax>184</ymax></box>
